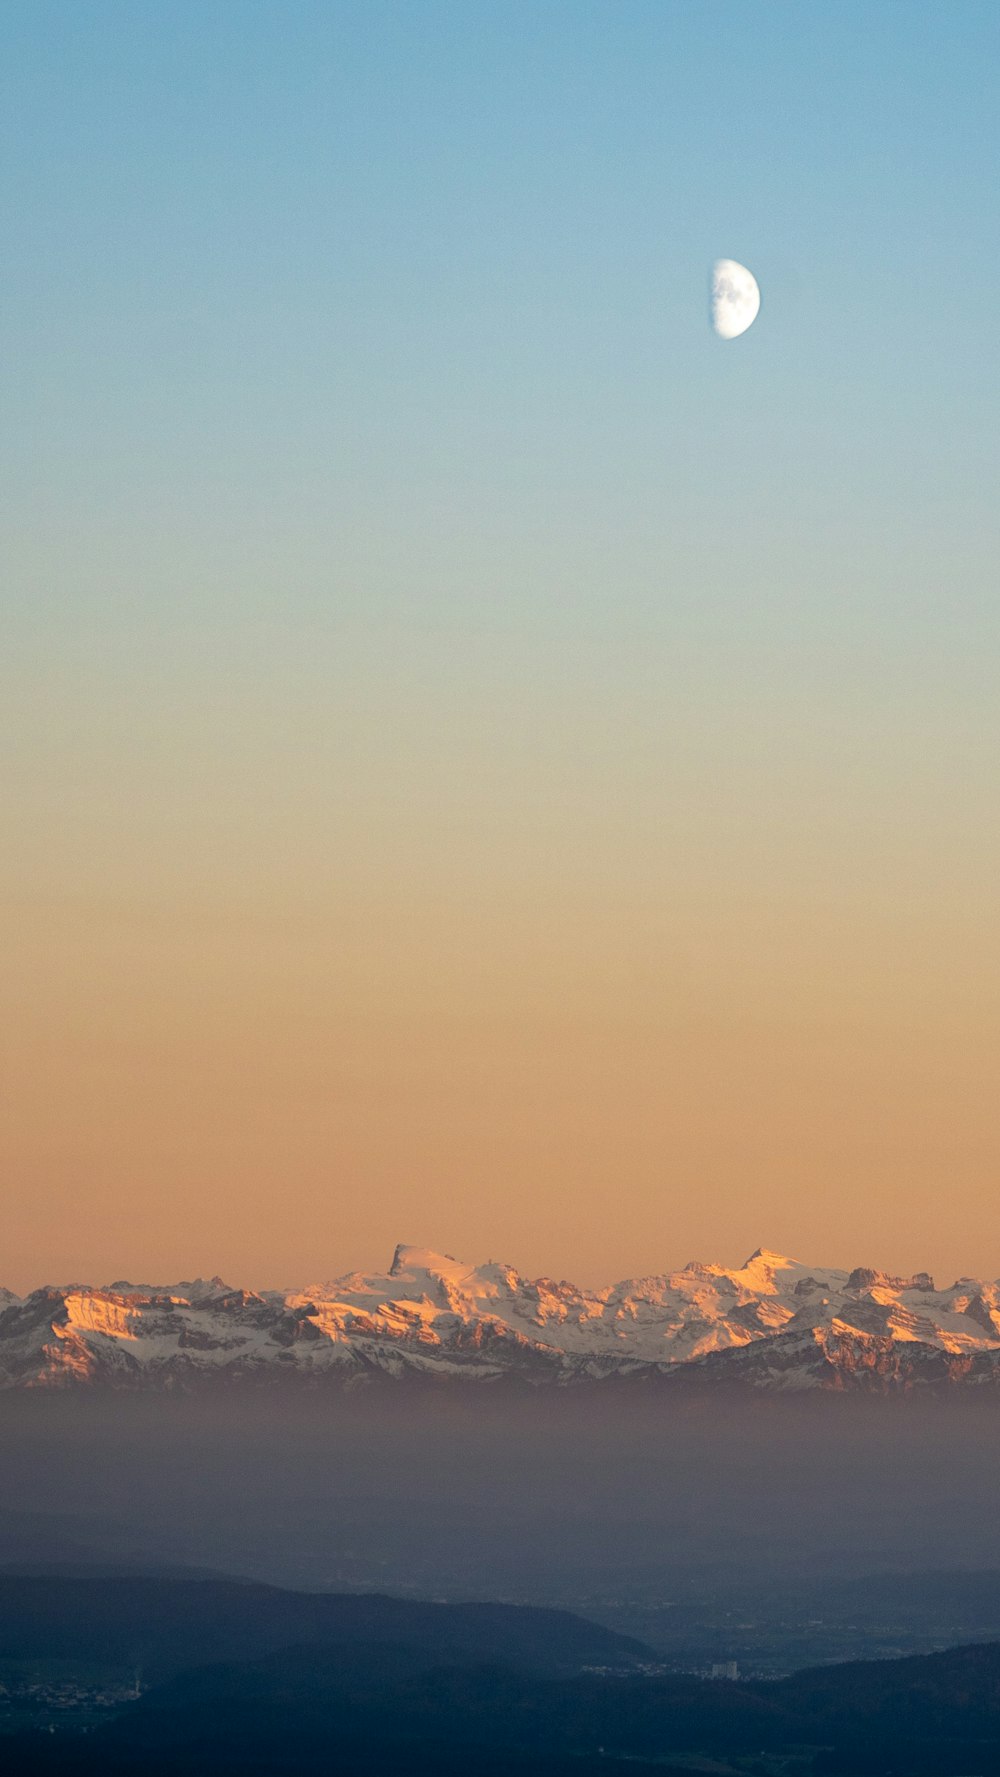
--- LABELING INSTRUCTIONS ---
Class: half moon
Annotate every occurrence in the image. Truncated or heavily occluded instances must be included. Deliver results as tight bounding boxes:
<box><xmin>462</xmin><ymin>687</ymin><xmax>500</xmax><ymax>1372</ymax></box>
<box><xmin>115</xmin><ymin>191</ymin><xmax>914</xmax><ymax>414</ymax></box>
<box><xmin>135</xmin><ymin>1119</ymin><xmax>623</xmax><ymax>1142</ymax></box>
<box><xmin>711</xmin><ymin>259</ymin><xmax>760</xmax><ymax>339</ymax></box>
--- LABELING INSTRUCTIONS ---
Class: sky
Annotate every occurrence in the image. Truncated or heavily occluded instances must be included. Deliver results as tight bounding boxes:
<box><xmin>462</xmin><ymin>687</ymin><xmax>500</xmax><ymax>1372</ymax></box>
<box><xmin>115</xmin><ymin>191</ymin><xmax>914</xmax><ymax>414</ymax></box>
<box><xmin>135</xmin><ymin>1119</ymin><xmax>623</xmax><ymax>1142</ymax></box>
<box><xmin>2</xmin><ymin>0</ymin><xmax>999</xmax><ymax>1292</ymax></box>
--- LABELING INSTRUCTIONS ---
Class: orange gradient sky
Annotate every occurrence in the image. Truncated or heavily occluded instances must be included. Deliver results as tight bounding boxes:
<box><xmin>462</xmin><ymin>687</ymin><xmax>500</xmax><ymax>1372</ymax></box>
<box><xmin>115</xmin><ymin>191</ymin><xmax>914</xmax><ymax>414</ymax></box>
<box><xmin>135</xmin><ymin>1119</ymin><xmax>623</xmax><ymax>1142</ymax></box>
<box><xmin>3</xmin><ymin>3</ymin><xmax>1000</xmax><ymax>1291</ymax></box>
<box><xmin>5</xmin><ymin>594</ymin><xmax>998</xmax><ymax>1291</ymax></box>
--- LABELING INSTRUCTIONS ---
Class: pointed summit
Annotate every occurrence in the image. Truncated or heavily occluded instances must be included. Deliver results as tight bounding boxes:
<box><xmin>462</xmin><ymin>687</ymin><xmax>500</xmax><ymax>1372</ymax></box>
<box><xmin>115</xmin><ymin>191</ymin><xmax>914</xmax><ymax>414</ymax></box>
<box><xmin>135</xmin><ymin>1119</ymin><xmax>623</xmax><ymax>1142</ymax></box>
<box><xmin>741</xmin><ymin>1247</ymin><xmax>800</xmax><ymax>1269</ymax></box>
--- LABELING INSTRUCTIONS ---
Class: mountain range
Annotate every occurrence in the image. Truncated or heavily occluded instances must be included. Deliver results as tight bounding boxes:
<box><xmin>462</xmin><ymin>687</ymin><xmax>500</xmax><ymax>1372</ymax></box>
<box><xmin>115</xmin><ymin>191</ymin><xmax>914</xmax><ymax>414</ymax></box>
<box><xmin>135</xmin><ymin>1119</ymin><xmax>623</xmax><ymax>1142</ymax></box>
<box><xmin>2</xmin><ymin>1243</ymin><xmax>1000</xmax><ymax>1393</ymax></box>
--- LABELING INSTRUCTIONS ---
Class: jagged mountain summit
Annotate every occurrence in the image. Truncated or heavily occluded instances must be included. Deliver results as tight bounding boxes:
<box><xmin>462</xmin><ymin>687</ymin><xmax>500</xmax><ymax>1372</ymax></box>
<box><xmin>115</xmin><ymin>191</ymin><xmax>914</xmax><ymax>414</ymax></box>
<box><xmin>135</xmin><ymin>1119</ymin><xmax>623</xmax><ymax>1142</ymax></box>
<box><xmin>2</xmin><ymin>1244</ymin><xmax>1000</xmax><ymax>1393</ymax></box>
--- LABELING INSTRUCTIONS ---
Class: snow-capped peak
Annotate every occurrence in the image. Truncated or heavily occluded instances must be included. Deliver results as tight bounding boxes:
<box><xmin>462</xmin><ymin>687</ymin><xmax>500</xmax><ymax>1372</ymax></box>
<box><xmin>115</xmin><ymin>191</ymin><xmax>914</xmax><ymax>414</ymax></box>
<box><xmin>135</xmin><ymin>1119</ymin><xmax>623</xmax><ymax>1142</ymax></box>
<box><xmin>740</xmin><ymin>1246</ymin><xmax>801</xmax><ymax>1271</ymax></box>
<box><xmin>2</xmin><ymin>1243</ymin><xmax>999</xmax><ymax>1395</ymax></box>
<box><xmin>388</xmin><ymin>1245</ymin><xmax>470</xmax><ymax>1281</ymax></box>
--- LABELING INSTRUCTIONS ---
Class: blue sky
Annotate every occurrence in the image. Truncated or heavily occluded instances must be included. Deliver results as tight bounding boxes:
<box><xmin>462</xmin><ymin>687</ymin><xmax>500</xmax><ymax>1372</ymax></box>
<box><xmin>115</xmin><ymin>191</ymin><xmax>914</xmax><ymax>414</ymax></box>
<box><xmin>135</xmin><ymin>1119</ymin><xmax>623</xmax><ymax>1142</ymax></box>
<box><xmin>4</xmin><ymin>0</ymin><xmax>998</xmax><ymax>624</ymax></box>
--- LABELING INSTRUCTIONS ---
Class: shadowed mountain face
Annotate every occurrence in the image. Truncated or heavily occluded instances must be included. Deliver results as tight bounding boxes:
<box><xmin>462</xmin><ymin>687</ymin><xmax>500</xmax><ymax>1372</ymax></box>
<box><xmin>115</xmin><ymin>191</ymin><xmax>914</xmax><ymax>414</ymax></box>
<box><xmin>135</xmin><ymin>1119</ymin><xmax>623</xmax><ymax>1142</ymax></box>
<box><xmin>3</xmin><ymin>1244</ymin><xmax>1000</xmax><ymax>1392</ymax></box>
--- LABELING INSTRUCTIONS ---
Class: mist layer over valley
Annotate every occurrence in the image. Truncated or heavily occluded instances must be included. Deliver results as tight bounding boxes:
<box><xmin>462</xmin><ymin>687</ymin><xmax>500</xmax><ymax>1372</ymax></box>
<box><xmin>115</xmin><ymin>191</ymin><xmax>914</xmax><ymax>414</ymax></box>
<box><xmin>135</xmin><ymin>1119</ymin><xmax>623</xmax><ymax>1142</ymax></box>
<box><xmin>4</xmin><ymin>1385</ymin><xmax>1000</xmax><ymax>1672</ymax></box>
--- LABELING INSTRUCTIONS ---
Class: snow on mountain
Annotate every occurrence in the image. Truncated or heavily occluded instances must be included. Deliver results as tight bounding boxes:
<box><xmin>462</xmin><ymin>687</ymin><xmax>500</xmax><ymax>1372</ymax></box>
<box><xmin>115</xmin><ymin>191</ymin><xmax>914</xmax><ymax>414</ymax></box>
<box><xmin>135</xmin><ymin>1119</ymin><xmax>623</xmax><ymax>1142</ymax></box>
<box><xmin>1</xmin><ymin>1245</ymin><xmax>999</xmax><ymax>1393</ymax></box>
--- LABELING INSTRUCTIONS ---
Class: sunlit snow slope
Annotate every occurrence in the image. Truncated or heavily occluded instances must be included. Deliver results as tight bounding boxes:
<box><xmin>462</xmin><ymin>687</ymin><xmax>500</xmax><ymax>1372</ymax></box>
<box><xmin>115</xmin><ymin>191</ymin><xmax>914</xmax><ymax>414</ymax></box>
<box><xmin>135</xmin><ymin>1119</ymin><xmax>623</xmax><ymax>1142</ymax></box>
<box><xmin>2</xmin><ymin>1246</ymin><xmax>999</xmax><ymax>1391</ymax></box>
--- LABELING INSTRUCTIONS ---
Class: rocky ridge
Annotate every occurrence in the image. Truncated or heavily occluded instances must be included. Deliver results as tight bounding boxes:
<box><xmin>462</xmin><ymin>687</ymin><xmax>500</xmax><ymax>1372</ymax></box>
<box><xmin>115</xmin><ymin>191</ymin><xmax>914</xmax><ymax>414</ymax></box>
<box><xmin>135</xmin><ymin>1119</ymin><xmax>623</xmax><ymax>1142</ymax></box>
<box><xmin>1</xmin><ymin>1245</ymin><xmax>999</xmax><ymax>1393</ymax></box>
